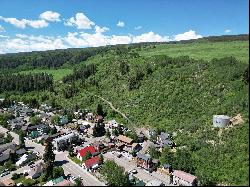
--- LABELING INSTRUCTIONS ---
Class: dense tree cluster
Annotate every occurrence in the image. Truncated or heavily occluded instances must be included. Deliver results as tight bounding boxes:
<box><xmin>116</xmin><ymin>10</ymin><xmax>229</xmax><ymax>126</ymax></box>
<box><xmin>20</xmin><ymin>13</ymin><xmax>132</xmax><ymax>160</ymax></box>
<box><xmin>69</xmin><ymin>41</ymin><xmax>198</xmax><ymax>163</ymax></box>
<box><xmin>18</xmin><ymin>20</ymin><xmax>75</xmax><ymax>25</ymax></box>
<box><xmin>0</xmin><ymin>47</ymin><xmax>110</xmax><ymax>70</ymax></box>
<box><xmin>0</xmin><ymin>73</ymin><xmax>53</xmax><ymax>93</ymax></box>
<box><xmin>63</xmin><ymin>64</ymin><xmax>97</xmax><ymax>83</ymax></box>
<box><xmin>101</xmin><ymin>160</ymin><xmax>130</xmax><ymax>186</ymax></box>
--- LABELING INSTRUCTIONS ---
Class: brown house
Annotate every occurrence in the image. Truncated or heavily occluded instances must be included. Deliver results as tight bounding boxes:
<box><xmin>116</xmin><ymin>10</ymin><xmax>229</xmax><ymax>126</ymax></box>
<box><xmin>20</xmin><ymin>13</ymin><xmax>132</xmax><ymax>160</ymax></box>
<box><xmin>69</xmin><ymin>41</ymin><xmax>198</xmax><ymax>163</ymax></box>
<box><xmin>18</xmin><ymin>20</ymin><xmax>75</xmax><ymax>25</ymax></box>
<box><xmin>92</xmin><ymin>141</ymin><xmax>105</xmax><ymax>152</ymax></box>
<box><xmin>116</xmin><ymin>135</ymin><xmax>133</xmax><ymax>145</ymax></box>
<box><xmin>136</xmin><ymin>153</ymin><xmax>154</xmax><ymax>171</ymax></box>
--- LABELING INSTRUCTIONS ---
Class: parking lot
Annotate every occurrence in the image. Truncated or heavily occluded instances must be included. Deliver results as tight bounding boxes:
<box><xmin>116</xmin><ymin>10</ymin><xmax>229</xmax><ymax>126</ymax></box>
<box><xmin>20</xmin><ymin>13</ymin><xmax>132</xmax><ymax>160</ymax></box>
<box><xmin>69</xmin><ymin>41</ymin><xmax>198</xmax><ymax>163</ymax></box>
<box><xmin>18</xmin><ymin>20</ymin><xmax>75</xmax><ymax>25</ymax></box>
<box><xmin>103</xmin><ymin>151</ymin><xmax>171</xmax><ymax>185</ymax></box>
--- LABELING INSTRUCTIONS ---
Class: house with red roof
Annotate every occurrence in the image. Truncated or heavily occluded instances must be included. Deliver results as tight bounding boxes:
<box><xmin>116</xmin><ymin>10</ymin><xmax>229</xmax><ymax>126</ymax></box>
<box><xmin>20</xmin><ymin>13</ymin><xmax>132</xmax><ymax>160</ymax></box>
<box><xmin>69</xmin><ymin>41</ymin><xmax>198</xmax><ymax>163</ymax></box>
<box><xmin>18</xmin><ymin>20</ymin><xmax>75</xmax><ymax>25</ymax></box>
<box><xmin>82</xmin><ymin>156</ymin><xmax>101</xmax><ymax>172</ymax></box>
<box><xmin>172</xmin><ymin>170</ymin><xmax>197</xmax><ymax>186</ymax></box>
<box><xmin>77</xmin><ymin>145</ymin><xmax>97</xmax><ymax>161</ymax></box>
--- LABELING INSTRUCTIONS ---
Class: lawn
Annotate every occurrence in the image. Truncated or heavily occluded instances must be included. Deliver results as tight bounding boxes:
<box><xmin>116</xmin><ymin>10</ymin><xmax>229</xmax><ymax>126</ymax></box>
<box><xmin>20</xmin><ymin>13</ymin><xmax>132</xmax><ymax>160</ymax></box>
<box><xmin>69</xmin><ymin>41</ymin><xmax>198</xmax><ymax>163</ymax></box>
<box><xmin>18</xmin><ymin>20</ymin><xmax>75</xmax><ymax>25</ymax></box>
<box><xmin>18</xmin><ymin>68</ymin><xmax>73</xmax><ymax>81</ymax></box>
<box><xmin>139</xmin><ymin>41</ymin><xmax>249</xmax><ymax>63</ymax></box>
<box><xmin>68</xmin><ymin>155</ymin><xmax>82</xmax><ymax>165</ymax></box>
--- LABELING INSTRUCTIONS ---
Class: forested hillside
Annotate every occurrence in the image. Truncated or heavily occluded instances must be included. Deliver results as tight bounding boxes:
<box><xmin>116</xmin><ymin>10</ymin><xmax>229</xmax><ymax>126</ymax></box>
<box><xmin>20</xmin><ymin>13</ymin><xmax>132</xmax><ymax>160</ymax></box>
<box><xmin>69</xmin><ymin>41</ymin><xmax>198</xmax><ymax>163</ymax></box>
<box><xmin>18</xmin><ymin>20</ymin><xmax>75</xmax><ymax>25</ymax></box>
<box><xmin>0</xmin><ymin>35</ymin><xmax>249</xmax><ymax>185</ymax></box>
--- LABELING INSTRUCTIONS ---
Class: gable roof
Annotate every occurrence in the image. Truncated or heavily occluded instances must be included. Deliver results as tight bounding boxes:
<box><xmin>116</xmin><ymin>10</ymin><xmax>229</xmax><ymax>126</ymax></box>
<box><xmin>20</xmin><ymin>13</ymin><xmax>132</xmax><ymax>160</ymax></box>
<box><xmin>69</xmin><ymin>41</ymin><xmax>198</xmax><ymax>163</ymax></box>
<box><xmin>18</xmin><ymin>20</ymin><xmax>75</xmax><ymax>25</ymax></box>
<box><xmin>52</xmin><ymin>176</ymin><xmax>64</xmax><ymax>184</ymax></box>
<box><xmin>159</xmin><ymin>132</ymin><xmax>170</xmax><ymax>140</ymax></box>
<box><xmin>78</xmin><ymin>146</ymin><xmax>96</xmax><ymax>157</ymax></box>
<box><xmin>117</xmin><ymin>135</ymin><xmax>133</xmax><ymax>144</ymax></box>
<box><xmin>28</xmin><ymin>162</ymin><xmax>44</xmax><ymax>177</ymax></box>
<box><xmin>137</xmin><ymin>153</ymin><xmax>151</xmax><ymax>161</ymax></box>
<box><xmin>173</xmin><ymin>170</ymin><xmax>197</xmax><ymax>183</ymax></box>
<box><xmin>0</xmin><ymin>142</ymin><xmax>17</xmax><ymax>153</ymax></box>
<box><xmin>56</xmin><ymin>180</ymin><xmax>74</xmax><ymax>186</ymax></box>
<box><xmin>84</xmin><ymin>156</ymin><xmax>100</xmax><ymax>169</ymax></box>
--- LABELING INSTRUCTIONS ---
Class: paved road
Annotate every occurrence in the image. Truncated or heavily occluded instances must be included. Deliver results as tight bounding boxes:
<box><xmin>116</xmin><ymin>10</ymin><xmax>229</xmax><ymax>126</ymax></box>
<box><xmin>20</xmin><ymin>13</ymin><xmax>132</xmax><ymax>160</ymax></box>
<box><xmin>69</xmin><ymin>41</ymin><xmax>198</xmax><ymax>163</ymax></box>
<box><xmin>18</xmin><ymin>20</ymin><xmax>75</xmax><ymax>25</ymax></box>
<box><xmin>104</xmin><ymin>151</ymin><xmax>171</xmax><ymax>185</ymax></box>
<box><xmin>0</xmin><ymin>126</ymin><xmax>105</xmax><ymax>186</ymax></box>
<box><xmin>0</xmin><ymin>126</ymin><xmax>19</xmax><ymax>144</ymax></box>
<box><xmin>55</xmin><ymin>151</ymin><xmax>105</xmax><ymax>186</ymax></box>
<box><xmin>0</xmin><ymin>160</ymin><xmax>42</xmax><ymax>180</ymax></box>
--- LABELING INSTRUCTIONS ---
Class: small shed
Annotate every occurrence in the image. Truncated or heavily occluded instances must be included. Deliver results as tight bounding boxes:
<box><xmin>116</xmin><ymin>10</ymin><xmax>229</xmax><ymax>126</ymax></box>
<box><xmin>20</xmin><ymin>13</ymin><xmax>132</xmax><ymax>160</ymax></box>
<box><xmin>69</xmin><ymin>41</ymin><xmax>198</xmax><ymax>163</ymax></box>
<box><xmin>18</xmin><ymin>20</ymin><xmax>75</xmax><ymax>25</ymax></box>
<box><xmin>213</xmin><ymin>115</ymin><xmax>231</xmax><ymax>128</ymax></box>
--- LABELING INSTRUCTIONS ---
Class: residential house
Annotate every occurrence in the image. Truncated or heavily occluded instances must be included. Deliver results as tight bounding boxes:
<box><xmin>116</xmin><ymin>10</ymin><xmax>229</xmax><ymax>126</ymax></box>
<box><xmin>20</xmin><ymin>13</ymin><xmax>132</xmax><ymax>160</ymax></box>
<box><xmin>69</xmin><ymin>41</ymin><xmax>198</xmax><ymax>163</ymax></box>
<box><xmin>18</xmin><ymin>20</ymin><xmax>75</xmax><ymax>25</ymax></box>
<box><xmin>43</xmin><ymin>176</ymin><xmax>73</xmax><ymax>186</ymax></box>
<box><xmin>79</xmin><ymin>125</ymin><xmax>89</xmax><ymax>134</ymax></box>
<box><xmin>157</xmin><ymin>132</ymin><xmax>174</xmax><ymax>149</ymax></box>
<box><xmin>0</xmin><ymin>178</ymin><xmax>16</xmax><ymax>186</ymax></box>
<box><xmin>95</xmin><ymin>115</ymin><xmax>104</xmax><ymax>123</ymax></box>
<box><xmin>0</xmin><ymin>142</ymin><xmax>17</xmax><ymax>153</ymax></box>
<box><xmin>52</xmin><ymin>133</ymin><xmax>78</xmax><ymax>151</ymax></box>
<box><xmin>0</xmin><ymin>146</ymin><xmax>25</xmax><ymax>163</ymax></box>
<box><xmin>16</xmin><ymin>148</ymin><xmax>26</xmax><ymax>156</ymax></box>
<box><xmin>148</xmin><ymin>129</ymin><xmax>157</xmax><ymax>141</ymax></box>
<box><xmin>159</xmin><ymin>164</ymin><xmax>173</xmax><ymax>175</ymax></box>
<box><xmin>82</xmin><ymin>156</ymin><xmax>101</xmax><ymax>171</ymax></box>
<box><xmin>131</xmin><ymin>143</ymin><xmax>142</xmax><ymax>153</ymax></box>
<box><xmin>136</xmin><ymin>153</ymin><xmax>154</xmax><ymax>171</ymax></box>
<box><xmin>59</xmin><ymin>116</ymin><xmax>68</xmax><ymax>126</ymax></box>
<box><xmin>77</xmin><ymin>145</ymin><xmax>97</xmax><ymax>161</ymax></box>
<box><xmin>172</xmin><ymin>170</ymin><xmax>197</xmax><ymax>186</ymax></box>
<box><xmin>42</xmin><ymin>133</ymin><xmax>60</xmax><ymax>143</ymax></box>
<box><xmin>7</xmin><ymin>117</ymin><xmax>25</xmax><ymax>130</ymax></box>
<box><xmin>20</xmin><ymin>108</ymin><xmax>33</xmax><ymax>117</ymax></box>
<box><xmin>86</xmin><ymin>113</ymin><xmax>94</xmax><ymax>121</ymax></box>
<box><xmin>0</xmin><ymin>149</ymin><xmax>11</xmax><ymax>163</ymax></box>
<box><xmin>16</xmin><ymin>153</ymin><xmax>37</xmax><ymax>166</ymax></box>
<box><xmin>92</xmin><ymin>141</ymin><xmax>105</xmax><ymax>152</ymax></box>
<box><xmin>39</xmin><ymin>113</ymin><xmax>50</xmax><ymax>123</ymax></box>
<box><xmin>117</xmin><ymin>135</ymin><xmax>133</xmax><ymax>146</ymax></box>
<box><xmin>157</xmin><ymin>132</ymin><xmax>170</xmax><ymax>143</ymax></box>
<box><xmin>107</xmin><ymin>120</ymin><xmax>119</xmax><ymax>129</ymax></box>
<box><xmin>137</xmin><ymin>132</ymin><xmax>146</xmax><ymax>143</ymax></box>
<box><xmin>27</xmin><ymin>161</ymin><xmax>45</xmax><ymax>179</ymax></box>
<box><xmin>55</xmin><ymin>179</ymin><xmax>74</xmax><ymax>186</ymax></box>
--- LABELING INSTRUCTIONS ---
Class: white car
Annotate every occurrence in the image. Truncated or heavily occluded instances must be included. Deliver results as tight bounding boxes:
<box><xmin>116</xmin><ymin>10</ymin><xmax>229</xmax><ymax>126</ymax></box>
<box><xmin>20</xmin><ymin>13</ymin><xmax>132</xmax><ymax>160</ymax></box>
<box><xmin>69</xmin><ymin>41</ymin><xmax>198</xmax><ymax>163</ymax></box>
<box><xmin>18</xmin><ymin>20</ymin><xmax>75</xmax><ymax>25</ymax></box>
<box><xmin>0</xmin><ymin>171</ymin><xmax>10</xmax><ymax>177</ymax></box>
<box><xmin>130</xmin><ymin>169</ymin><xmax>138</xmax><ymax>174</ymax></box>
<box><xmin>71</xmin><ymin>176</ymin><xmax>76</xmax><ymax>181</ymax></box>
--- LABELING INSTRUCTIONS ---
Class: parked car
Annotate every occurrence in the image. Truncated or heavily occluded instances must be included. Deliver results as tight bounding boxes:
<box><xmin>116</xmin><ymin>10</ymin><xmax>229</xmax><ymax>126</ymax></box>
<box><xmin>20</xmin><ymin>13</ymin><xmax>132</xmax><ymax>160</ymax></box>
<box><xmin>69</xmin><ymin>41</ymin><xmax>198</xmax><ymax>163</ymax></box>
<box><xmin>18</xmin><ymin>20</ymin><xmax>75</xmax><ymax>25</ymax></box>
<box><xmin>28</xmin><ymin>161</ymin><xmax>35</xmax><ymax>166</ymax></box>
<box><xmin>0</xmin><ymin>171</ymin><xmax>10</xmax><ymax>177</ymax></box>
<box><xmin>71</xmin><ymin>176</ymin><xmax>76</xmax><ymax>181</ymax></box>
<box><xmin>130</xmin><ymin>169</ymin><xmax>138</xmax><ymax>174</ymax></box>
<box><xmin>117</xmin><ymin>154</ymin><xmax>122</xmax><ymax>158</ymax></box>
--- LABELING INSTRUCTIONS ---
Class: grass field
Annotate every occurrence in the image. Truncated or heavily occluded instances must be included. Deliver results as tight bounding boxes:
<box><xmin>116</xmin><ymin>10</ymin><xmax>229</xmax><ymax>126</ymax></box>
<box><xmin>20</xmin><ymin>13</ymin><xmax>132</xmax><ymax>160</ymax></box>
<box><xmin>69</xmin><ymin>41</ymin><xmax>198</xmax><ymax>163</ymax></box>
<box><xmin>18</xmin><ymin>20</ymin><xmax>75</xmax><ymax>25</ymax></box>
<box><xmin>19</xmin><ymin>68</ymin><xmax>73</xmax><ymax>81</ymax></box>
<box><xmin>139</xmin><ymin>41</ymin><xmax>249</xmax><ymax>63</ymax></box>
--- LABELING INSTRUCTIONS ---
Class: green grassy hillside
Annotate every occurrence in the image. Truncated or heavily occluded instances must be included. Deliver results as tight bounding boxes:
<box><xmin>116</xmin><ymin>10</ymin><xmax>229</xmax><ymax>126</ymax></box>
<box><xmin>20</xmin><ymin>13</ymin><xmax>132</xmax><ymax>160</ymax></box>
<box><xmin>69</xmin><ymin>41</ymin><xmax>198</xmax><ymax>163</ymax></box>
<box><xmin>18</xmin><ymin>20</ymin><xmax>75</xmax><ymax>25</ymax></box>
<box><xmin>18</xmin><ymin>68</ymin><xmax>72</xmax><ymax>81</ymax></box>
<box><xmin>139</xmin><ymin>41</ymin><xmax>249</xmax><ymax>63</ymax></box>
<box><xmin>2</xmin><ymin>37</ymin><xmax>249</xmax><ymax>186</ymax></box>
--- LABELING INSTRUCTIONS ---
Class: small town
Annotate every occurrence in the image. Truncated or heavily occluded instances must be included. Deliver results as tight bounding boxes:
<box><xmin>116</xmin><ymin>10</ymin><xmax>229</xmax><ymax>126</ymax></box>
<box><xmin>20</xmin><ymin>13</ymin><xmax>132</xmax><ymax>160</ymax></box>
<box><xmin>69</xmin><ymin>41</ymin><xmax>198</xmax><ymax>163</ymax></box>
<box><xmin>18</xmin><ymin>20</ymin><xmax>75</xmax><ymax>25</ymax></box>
<box><xmin>0</xmin><ymin>100</ymin><xmax>200</xmax><ymax>186</ymax></box>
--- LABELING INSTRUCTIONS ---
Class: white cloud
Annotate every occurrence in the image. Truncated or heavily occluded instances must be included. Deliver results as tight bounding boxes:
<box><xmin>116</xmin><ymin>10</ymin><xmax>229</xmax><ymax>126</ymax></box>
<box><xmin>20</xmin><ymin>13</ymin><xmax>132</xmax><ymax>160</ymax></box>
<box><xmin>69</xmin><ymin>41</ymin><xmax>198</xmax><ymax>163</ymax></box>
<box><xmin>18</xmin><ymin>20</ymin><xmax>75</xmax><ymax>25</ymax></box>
<box><xmin>0</xmin><ymin>34</ymin><xmax>8</xmax><ymax>38</ymax></box>
<box><xmin>0</xmin><ymin>35</ymin><xmax>67</xmax><ymax>53</ymax></box>
<box><xmin>134</xmin><ymin>26</ymin><xmax>142</xmax><ymax>30</ymax></box>
<box><xmin>0</xmin><ymin>16</ymin><xmax>48</xmax><ymax>29</ymax></box>
<box><xmin>174</xmin><ymin>30</ymin><xmax>202</xmax><ymax>41</ymax></box>
<box><xmin>25</xmin><ymin>19</ymin><xmax>48</xmax><ymax>28</ymax></box>
<box><xmin>117</xmin><ymin>21</ymin><xmax>125</xmax><ymax>27</ymax></box>
<box><xmin>224</xmin><ymin>29</ymin><xmax>231</xmax><ymax>33</ymax></box>
<box><xmin>95</xmin><ymin>25</ymin><xmax>109</xmax><ymax>33</ymax></box>
<box><xmin>64</xmin><ymin>13</ymin><xmax>95</xmax><ymax>29</ymax></box>
<box><xmin>133</xmin><ymin>31</ymin><xmax>170</xmax><ymax>43</ymax></box>
<box><xmin>0</xmin><ymin>29</ymin><xmax>203</xmax><ymax>54</ymax></box>
<box><xmin>64</xmin><ymin>32</ymin><xmax>88</xmax><ymax>47</ymax></box>
<box><xmin>0</xmin><ymin>25</ymin><xmax>5</xmax><ymax>32</ymax></box>
<box><xmin>39</xmin><ymin>11</ymin><xmax>60</xmax><ymax>22</ymax></box>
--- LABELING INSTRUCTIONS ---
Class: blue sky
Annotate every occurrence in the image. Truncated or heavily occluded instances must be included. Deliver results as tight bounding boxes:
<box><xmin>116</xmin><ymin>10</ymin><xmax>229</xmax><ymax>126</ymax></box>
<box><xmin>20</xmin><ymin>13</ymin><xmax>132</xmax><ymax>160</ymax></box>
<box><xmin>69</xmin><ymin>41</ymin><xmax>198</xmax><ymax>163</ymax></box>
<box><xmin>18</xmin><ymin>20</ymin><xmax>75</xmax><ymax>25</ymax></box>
<box><xmin>0</xmin><ymin>0</ymin><xmax>248</xmax><ymax>54</ymax></box>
